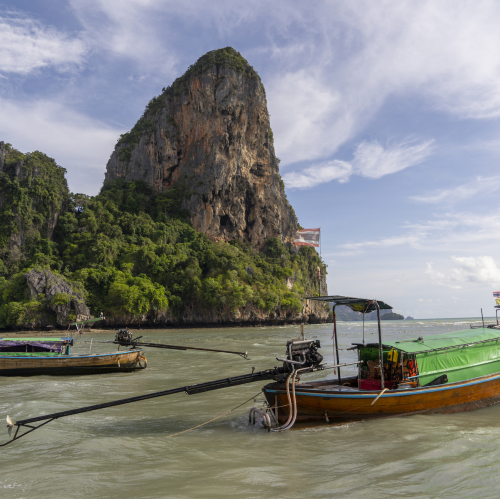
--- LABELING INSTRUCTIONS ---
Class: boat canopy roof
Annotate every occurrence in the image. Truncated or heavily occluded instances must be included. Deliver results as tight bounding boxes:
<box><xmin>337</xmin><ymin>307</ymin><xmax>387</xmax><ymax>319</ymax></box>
<box><xmin>381</xmin><ymin>328</ymin><xmax>500</xmax><ymax>354</ymax></box>
<box><xmin>308</xmin><ymin>295</ymin><xmax>393</xmax><ymax>312</ymax></box>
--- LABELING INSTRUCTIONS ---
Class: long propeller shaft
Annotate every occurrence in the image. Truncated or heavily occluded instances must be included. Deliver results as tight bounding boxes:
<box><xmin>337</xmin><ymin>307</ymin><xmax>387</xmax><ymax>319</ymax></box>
<box><xmin>5</xmin><ymin>367</ymin><xmax>283</xmax><ymax>436</ymax></box>
<box><xmin>100</xmin><ymin>340</ymin><xmax>248</xmax><ymax>359</ymax></box>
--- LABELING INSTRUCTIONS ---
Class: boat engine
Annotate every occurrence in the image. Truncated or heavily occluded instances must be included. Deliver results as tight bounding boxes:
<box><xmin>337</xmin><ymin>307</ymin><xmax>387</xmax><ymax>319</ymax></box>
<box><xmin>115</xmin><ymin>328</ymin><xmax>133</xmax><ymax>343</ymax></box>
<box><xmin>281</xmin><ymin>339</ymin><xmax>323</xmax><ymax>372</ymax></box>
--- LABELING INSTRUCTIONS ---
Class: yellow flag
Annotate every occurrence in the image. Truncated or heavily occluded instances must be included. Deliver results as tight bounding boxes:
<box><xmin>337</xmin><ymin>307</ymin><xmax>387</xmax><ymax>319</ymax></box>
<box><xmin>496</xmin><ymin>299</ymin><xmax>500</xmax><ymax>306</ymax></box>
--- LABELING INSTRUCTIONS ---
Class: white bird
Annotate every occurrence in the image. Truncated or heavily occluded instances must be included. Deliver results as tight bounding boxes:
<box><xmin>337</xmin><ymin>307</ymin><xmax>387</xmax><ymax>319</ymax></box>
<box><xmin>6</xmin><ymin>415</ymin><xmax>15</xmax><ymax>437</ymax></box>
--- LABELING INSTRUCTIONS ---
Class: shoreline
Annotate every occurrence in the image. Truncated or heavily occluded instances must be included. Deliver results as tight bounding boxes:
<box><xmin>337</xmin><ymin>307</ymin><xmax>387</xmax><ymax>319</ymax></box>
<box><xmin>0</xmin><ymin>323</ymin><xmax>320</xmax><ymax>338</ymax></box>
<box><xmin>4</xmin><ymin>316</ymin><xmax>480</xmax><ymax>338</ymax></box>
<box><xmin>0</xmin><ymin>317</ymin><xmax>334</xmax><ymax>337</ymax></box>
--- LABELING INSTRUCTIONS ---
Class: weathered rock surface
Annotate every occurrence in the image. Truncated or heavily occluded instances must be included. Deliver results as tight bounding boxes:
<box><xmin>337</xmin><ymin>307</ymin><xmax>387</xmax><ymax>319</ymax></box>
<box><xmin>99</xmin><ymin>296</ymin><xmax>329</xmax><ymax>328</ymax></box>
<box><xmin>24</xmin><ymin>269</ymin><xmax>90</xmax><ymax>325</ymax></box>
<box><xmin>0</xmin><ymin>142</ymin><xmax>7</xmax><ymax>171</ymax></box>
<box><xmin>0</xmin><ymin>142</ymin><xmax>68</xmax><ymax>264</ymax></box>
<box><xmin>104</xmin><ymin>48</ymin><xmax>297</xmax><ymax>249</ymax></box>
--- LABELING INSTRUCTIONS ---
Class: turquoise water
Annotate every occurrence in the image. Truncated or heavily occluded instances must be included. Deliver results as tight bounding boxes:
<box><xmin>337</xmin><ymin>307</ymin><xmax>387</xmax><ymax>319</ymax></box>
<box><xmin>1</xmin><ymin>318</ymin><xmax>500</xmax><ymax>498</ymax></box>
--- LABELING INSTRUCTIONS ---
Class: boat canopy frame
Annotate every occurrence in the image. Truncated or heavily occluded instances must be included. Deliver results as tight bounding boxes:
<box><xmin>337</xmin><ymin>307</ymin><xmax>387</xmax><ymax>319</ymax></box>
<box><xmin>308</xmin><ymin>295</ymin><xmax>393</xmax><ymax>389</ymax></box>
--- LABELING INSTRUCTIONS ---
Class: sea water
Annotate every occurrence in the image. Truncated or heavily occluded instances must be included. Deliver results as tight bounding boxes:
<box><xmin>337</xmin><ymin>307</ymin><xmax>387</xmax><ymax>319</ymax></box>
<box><xmin>1</xmin><ymin>318</ymin><xmax>500</xmax><ymax>499</ymax></box>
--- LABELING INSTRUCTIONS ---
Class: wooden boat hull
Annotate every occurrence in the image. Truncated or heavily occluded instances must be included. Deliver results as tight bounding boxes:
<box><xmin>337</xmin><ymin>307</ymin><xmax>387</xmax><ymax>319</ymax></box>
<box><xmin>262</xmin><ymin>373</ymin><xmax>500</xmax><ymax>425</ymax></box>
<box><xmin>0</xmin><ymin>350</ymin><xmax>147</xmax><ymax>376</ymax></box>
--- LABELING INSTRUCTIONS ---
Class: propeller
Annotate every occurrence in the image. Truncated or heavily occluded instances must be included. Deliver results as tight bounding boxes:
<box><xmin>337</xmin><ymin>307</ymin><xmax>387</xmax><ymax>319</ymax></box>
<box><xmin>6</xmin><ymin>415</ymin><xmax>15</xmax><ymax>437</ymax></box>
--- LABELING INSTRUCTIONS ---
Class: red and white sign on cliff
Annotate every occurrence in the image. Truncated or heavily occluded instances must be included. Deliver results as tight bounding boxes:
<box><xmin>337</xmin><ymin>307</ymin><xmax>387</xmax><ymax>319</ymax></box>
<box><xmin>293</xmin><ymin>228</ymin><xmax>320</xmax><ymax>247</ymax></box>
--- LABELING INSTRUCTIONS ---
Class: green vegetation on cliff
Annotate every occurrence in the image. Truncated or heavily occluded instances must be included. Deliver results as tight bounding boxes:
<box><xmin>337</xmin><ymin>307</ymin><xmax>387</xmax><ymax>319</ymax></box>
<box><xmin>0</xmin><ymin>143</ymin><xmax>68</xmax><ymax>274</ymax></box>
<box><xmin>334</xmin><ymin>306</ymin><xmax>404</xmax><ymax>322</ymax></box>
<box><xmin>163</xmin><ymin>46</ymin><xmax>263</xmax><ymax>99</ymax></box>
<box><xmin>55</xmin><ymin>178</ymin><xmax>325</xmax><ymax>319</ymax></box>
<box><xmin>381</xmin><ymin>312</ymin><xmax>404</xmax><ymax>320</ymax></box>
<box><xmin>0</xmin><ymin>155</ymin><xmax>326</xmax><ymax>327</ymax></box>
<box><xmin>0</xmin><ymin>272</ymin><xmax>45</xmax><ymax>328</ymax></box>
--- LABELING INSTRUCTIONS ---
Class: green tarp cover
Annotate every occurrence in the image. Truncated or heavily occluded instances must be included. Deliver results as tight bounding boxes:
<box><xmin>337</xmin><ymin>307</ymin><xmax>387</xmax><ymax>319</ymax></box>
<box><xmin>383</xmin><ymin>328</ymin><xmax>500</xmax><ymax>353</ymax></box>
<box><xmin>383</xmin><ymin>328</ymin><xmax>500</xmax><ymax>384</ymax></box>
<box><xmin>416</xmin><ymin>342</ymin><xmax>500</xmax><ymax>384</ymax></box>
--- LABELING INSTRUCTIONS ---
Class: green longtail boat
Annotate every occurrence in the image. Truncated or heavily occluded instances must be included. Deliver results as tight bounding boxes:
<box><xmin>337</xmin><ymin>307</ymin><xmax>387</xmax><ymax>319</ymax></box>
<box><xmin>0</xmin><ymin>318</ymin><xmax>147</xmax><ymax>375</ymax></box>
<box><xmin>261</xmin><ymin>296</ymin><xmax>500</xmax><ymax>426</ymax></box>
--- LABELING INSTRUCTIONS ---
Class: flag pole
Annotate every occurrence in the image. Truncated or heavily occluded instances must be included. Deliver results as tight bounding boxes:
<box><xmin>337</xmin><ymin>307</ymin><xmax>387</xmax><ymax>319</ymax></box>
<box><xmin>319</xmin><ymin>227</ymin><xmax>322</xmax><ymax>295</ymax></box>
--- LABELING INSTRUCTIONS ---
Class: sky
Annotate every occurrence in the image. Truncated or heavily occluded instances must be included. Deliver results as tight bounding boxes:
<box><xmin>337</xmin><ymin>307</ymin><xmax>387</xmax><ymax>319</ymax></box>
<box><xmin>1</xmin><ymin>0</ymin><xmax>500</xmax><ymax>319</ymax></box>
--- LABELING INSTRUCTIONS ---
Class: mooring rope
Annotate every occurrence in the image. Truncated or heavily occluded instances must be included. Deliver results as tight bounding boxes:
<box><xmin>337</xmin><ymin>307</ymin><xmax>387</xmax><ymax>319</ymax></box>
<box><xmin>164</xmin><ymin>391</ymin><xmax>262</xmax><ymax>439</ymax></box>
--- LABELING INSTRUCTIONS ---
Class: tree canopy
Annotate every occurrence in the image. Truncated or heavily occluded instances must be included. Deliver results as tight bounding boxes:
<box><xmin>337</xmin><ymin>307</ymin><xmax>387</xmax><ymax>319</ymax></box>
<box><xmin>0</xmin><ymin>147</ymin><xmax>327</xmax><ymax>328</ymax></box>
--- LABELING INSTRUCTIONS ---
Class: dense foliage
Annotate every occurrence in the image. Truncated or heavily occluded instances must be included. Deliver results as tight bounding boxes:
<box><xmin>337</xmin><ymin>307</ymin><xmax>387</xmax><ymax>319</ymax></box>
<box><xmin>0</xmin><ymin>272</ymin><xmax>46</xmax><ymax>328</ymax></box>
<box><xmin>0</xmin><ymin>144</ymin><xmax>69</xmax><ymax>275</ymax></box>
<box><xmin>0</xmin><ymin>163</ymin><xmax>327</xmax><ymax>326</ymax></box>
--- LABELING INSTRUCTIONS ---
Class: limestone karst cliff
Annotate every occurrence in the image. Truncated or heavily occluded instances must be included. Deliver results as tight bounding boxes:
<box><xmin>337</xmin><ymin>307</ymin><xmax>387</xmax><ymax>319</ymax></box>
<box><xmin>0</xmin><ymin>49</ymin><xmax>330</xmax><ymax>330</ymax></box>
<box><xmin>0</xmin><ymin>142</ymin><xmax>68</xmax><ymax>268</ymax></box>
<box><xmin>0</xmin><ymin>139</ymin><xmax>328</xmax><ymax>330</ymax></box>
<box><xmin>24</xmin><ymin>269</ymin><xmax>90</xmax><ymax>326</ymax></box>
<box><xmin>105</xmin><ymin>47</ymin><xmax>297</xmax><ymax>249</ymax></box>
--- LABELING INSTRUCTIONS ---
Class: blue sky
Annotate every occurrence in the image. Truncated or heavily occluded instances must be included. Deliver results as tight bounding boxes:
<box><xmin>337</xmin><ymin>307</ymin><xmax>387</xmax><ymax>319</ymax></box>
<box><xmin>2</xmin><ymin>1</ymin><xmax>500</xmax><ymax>318</ymax></box>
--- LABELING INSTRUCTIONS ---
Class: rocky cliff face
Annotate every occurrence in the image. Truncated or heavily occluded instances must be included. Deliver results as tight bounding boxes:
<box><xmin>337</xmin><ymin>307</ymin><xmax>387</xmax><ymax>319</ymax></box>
<box><xmin>98</xmin><ymin>293</ymin><xmax>329</xmax><ymax>329</ymax></box>
<box><xmin>0</xmin><ymin>142</ymin><xmax>68</xmax><ymax>265</ymax></box>
<box><xmin>24</xmin><ymin>269</ymin><xmax>90</xmax><ymax>326</ymax></box>
<box><xmin>104</xmin><ymin>47</ymin><xmax>297</xmax><ymax>249</ymax></box>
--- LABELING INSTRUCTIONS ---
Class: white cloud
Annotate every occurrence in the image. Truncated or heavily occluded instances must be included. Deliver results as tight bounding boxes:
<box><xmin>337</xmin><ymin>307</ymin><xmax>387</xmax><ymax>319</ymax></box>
<box><xmin>282</xmin><ymin>160</ymin><xmax>352</xmax><ymax>189</ymax></box>
<box><xmin>404</xmin><ymin>212</ymin><xmax>500</xmax><ymax>248</ymax></box>
<box><xmin>4</xmin><ymin>1</ymin><xmax>500</xmax><ymax>198</ymax></box>
<box><xmin>412</xmin><ymin>176</ymin><xmax>500</xmax><ymax>204</ymax></box>
<box><xmin>425</xmin><ymin>262</ymin><xmax>462</xmax><ymax>289</ymax></box>
<box><xmin>342</xmin><ymin>233</ymin><xmax>424</xmax><ymax>253</ymax></box>
<box><xmin>0</xmin><ymin>98</ymin><xmax>122</xmax><ymax>195</ymax></box>
<box><xmin>70</xmin><ymin>0</ymin><xmax>250</xmax><ymax>75</ymax></box>
<box><xmin>264</xmin><ymin>2</ymin><xmax>500</xmax><ymax>165</ymax></box>
<box><xmin>70</xmin><ymin>0</ymin><xmax>174</xmax><ymax>72</ymax></box>
<box><xmin>426</xmin><ymin>256</ymin><xmax>500</xmax><ymax>289</ymax></box>
<box><xmin>334</xmin><ymin>211</ymin><xmax>500</xmax><ymax>256</ymax></box>
<box><xmin>283</xmin><ymin>139</ymin><xmax>433</xmax><ymax>189</ymax></box>
<box><xmin>62</xmin><ymin>0</ymin><xmax>500</xmax><ymax>167</ymax></box>
<box><xmin>333</xmin><ymin>1</ymin><xmax>500</xmax><ymax>121</ymax></box>
<box><xmin>452</xmin><ymin>256</ymin><xmax>500</xmax><ymax>285</ymax></box>
<box><xmin>0</xmin><ymin>15</ymin><xmax>87</xmax><ymax>74</ymax></box>
<box><xmin>267</xmin><ymin>71</ymin><xmax>355</xmax><ymax>166</ymax></box>
<box><xmin>352</xmin><ymin>139</ymin><xmax>434</xmax><ymax>179</ymax></box>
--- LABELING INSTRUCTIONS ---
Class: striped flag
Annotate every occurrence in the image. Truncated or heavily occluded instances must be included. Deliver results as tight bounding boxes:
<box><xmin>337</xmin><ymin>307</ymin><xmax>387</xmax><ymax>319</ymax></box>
<box><xmin>293</xmin><ymin>228</ymin><xmax>320</xmax><ymax>247</ymax></box>
<box><xmin>494</xmin><ymin>292</ymin><xmax>500</xmax><ymax>298</ymax></box>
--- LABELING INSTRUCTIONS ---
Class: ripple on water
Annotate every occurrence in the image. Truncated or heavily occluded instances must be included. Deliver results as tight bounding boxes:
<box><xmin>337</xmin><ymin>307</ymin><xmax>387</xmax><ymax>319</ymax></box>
<box><xmin>2</xmin><ymin>323</ymin><xmax>500</xmax><ymax>498</ymax></box>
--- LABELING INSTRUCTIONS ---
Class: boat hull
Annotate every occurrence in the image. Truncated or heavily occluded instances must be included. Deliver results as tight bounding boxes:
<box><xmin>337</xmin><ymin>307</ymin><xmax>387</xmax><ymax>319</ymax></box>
<box><xmin>263</xmin><ymin>373</ymin><xmax>500</xmax><ymax>425</ymax></box>
<box><xmin>0</xmin><ymin>350</ymin><xmax>147</xmax><ymax>376</ymax></box>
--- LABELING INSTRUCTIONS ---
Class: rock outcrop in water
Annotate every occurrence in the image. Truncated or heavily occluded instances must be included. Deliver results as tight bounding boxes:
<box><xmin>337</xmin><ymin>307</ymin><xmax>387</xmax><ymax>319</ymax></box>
<box><xmin>104</xmin><ymin>47</ymin><xmax>297</xmax><ymax>249</ymax></box>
